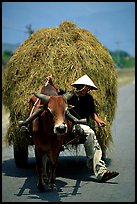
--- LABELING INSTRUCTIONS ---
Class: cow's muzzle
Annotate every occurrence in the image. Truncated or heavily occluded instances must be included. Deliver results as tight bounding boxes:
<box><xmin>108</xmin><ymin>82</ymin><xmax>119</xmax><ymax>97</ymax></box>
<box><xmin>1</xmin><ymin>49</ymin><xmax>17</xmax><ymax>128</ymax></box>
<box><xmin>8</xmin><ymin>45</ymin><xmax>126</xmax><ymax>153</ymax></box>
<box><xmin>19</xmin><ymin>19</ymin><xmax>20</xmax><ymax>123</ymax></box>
<box><xmin>54</xmin><ymin>123</ymin><xmax>67</xmax><ymax>135</ymax></box>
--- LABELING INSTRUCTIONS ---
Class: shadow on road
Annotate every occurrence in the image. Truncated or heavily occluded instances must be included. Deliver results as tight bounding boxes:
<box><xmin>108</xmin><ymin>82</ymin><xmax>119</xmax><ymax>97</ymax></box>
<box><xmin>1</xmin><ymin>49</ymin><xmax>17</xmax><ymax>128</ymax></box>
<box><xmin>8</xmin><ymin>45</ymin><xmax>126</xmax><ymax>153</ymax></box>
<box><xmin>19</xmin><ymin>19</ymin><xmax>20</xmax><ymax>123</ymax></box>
<box><xmin>2</xmin><ymin>156</ymin><xmax>112</xmax><ymax>201</ymax></box>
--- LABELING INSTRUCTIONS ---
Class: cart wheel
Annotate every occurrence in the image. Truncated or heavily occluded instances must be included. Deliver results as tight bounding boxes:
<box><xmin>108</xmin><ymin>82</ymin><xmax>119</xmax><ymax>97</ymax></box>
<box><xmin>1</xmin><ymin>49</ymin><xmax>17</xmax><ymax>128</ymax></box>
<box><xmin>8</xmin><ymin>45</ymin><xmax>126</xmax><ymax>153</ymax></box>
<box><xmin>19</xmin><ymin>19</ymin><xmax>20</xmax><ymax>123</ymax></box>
<box><xmin>13</xmin><ymin>142</ymin><xmax>28</xmax><ymax>168</ymax></box>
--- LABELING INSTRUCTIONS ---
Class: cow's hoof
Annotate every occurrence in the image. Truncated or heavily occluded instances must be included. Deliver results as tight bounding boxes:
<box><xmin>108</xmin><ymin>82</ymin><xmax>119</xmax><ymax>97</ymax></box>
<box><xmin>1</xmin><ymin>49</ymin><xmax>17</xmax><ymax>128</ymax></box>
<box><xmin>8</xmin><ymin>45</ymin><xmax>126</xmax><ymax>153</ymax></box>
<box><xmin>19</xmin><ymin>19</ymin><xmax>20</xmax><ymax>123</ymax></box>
<box><xmin>48</xmin><ymin>183</ymin><xmax>56</xmax><ymax>191</ymax></box>
<box><xmin>43</xmin><ymin>176</ymin><xmax>48</xmax><ymax>183</ymax></box>
<box><xmin>37</xmin><ymin>183</ymin><xmax>46</xmax><ymax>192</ymax></box>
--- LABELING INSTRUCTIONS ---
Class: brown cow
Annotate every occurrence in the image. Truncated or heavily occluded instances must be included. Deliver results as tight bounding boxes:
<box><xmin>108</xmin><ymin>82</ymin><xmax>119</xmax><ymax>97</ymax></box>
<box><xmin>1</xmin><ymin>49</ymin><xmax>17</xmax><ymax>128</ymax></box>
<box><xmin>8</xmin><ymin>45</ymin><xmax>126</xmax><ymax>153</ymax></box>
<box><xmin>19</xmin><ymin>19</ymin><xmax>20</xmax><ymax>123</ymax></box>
<box><xmin>29</xmin><ymin>85</ymin><xmax>73</xmax><ymax>192</ymax></box>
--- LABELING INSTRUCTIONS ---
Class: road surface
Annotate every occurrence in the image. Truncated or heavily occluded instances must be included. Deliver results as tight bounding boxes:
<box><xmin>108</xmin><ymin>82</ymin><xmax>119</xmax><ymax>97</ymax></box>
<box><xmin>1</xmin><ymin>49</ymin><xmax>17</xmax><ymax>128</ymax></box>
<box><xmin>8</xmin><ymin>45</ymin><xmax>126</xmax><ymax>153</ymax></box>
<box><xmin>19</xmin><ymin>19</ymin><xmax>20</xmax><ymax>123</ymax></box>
<box><xmin>2</xmin><ymin>82</ymin><xmax>135</xmax><ymax>202</ymax></box>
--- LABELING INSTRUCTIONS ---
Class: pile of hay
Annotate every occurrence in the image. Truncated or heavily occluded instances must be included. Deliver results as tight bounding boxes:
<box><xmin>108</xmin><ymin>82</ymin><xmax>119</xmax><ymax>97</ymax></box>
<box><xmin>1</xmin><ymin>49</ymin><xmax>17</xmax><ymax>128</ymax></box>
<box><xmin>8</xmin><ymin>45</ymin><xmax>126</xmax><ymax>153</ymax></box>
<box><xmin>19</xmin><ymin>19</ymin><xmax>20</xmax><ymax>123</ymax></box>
<box><xmin>2</xmin><ymin>21</ymin><xmax>118</xmax><ymax>153</ymax></box>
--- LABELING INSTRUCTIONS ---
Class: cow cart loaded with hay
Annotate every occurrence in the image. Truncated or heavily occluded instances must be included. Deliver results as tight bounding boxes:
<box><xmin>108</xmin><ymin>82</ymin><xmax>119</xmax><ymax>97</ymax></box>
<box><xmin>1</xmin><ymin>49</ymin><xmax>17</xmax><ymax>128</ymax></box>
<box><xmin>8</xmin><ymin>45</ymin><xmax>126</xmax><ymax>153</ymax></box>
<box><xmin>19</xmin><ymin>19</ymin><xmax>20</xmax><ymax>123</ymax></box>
<box><xmin>2</xmin><ymin>21</ymin><xmax>118</xmax><ymax>190</ymax></box>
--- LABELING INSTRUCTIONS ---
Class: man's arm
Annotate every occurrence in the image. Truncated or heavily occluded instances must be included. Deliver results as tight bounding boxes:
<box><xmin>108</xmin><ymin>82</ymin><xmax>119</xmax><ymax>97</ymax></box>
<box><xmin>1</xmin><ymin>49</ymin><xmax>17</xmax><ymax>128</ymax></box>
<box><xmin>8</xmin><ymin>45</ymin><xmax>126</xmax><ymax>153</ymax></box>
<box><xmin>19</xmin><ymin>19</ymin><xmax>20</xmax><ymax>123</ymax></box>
<box><xmin>93</xmin><ymin>113</ymin><xmax>106</xmax><ymax>127</ymax></box>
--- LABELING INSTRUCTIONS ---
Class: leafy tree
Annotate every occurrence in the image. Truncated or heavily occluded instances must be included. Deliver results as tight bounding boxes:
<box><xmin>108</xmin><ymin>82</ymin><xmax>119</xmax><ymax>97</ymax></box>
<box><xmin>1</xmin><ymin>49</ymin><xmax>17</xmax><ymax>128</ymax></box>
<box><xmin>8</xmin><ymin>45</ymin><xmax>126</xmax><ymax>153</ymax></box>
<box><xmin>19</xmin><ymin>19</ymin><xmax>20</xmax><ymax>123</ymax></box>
<box><xmin>109</xmin><ymin>50</ymin><xmax>135</xmax><ymax>68</ymax></box>
<box><xmin>2</xmin><ymin>50</ymin><xmax>13</xmax><ymax>65</ymax></box>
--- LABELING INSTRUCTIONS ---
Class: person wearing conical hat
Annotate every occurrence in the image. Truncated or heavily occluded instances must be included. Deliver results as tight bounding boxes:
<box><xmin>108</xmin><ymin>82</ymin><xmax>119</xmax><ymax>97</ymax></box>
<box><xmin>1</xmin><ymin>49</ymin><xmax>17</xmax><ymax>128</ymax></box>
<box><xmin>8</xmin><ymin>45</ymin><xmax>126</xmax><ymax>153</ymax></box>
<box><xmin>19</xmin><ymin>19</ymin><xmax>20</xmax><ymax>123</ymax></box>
<box><xmin>71</xmin><ymin>74</ymin><xmax>97</xmax><ymax>90</ymax></box>
<box><xmin>19</xmin><ymin>74</ymin><xmax>119</xmax><ymax>182</ymax></box>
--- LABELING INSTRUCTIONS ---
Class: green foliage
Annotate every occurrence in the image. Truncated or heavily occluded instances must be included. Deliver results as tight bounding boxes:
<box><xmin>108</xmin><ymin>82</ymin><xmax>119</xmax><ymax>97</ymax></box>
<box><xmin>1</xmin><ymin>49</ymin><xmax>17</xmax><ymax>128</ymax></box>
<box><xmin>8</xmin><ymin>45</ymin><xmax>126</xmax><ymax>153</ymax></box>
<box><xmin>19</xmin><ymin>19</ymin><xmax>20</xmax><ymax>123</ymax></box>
<box><xmin>2</xmin><ymin>50</ymin><xmax>13</xmax><ymax>65</ymax></box>
<box><xmin>120</xmin><ymin>57</ymin><xmax>135</xmax><ymax>68</ymax></box>
<box><xmin>109</xmin><ymin>50</ymin><xmax>135</xmax><ymax>68</ymax></box>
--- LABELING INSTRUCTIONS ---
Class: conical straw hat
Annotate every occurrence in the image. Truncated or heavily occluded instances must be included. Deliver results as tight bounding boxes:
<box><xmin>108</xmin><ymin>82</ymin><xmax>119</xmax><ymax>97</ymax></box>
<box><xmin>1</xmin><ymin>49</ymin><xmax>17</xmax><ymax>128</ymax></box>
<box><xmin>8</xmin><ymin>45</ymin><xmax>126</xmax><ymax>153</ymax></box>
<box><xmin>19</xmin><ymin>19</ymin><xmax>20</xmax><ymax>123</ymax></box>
<box><xmin>71</xmin><ymin>74</ymin><xmax>97</xmax><ymax>90</ymax></box>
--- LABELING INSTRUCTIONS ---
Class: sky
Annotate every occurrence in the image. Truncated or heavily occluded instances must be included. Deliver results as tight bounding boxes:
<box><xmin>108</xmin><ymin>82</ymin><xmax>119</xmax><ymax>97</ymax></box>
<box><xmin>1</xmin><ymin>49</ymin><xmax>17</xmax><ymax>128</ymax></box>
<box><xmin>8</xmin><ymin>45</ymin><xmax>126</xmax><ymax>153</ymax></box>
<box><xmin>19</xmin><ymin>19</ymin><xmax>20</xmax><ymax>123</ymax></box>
<box><xmin>2</xmin><ymin>2</ymin><xmax>135</xmax><ymax>56</ymax></box>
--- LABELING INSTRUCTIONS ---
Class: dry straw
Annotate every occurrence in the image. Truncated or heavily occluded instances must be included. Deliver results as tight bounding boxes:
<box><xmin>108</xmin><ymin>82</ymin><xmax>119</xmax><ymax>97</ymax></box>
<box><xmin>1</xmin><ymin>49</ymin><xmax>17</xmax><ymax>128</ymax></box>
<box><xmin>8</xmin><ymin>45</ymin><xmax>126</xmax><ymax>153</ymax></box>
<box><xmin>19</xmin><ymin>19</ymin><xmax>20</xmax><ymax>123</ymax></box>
<box><xmin>2</xmin><ymin>21</ymin><xmax>118</xmax><ymax>153</ymax></box>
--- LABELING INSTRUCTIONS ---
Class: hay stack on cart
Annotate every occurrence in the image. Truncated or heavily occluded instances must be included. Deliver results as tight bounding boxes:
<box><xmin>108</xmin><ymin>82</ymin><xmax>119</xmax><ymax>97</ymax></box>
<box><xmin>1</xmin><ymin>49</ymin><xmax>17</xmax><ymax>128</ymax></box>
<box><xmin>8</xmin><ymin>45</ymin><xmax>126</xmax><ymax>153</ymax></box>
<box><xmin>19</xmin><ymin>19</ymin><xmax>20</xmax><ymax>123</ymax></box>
<box><xmin>2</xmin><ymin>21</ymin><xmax>117</xmax><ymax>166</ymax></box>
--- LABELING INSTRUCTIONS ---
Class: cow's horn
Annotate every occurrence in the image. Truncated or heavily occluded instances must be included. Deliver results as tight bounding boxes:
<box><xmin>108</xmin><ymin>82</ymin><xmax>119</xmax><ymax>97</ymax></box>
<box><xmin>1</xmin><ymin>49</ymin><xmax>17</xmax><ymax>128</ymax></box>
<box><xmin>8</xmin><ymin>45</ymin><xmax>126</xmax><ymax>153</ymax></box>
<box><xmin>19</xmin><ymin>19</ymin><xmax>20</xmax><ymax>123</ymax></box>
<box><xmin>33</xmin><ymin>93</ymin><xmax>50</xmax><ymax>103</ymax></box>
<box><xmin>63</xmin><ymin>91</ymin><xmax>74</xmax><ymax>101</ymax></box>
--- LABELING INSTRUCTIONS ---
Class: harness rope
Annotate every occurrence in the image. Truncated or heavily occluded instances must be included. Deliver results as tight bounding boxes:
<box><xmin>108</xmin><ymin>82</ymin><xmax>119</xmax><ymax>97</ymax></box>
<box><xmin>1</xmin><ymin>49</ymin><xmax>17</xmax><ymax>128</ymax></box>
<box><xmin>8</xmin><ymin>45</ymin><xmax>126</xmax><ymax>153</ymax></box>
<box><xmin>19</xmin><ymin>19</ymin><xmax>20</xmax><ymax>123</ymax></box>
<box><xmin>63</xmin><ymin>134</ymin><xmax>82</xmax><ymax>146</ymax></box>
<box><xmin>29</xmin><ymin>80</ymin><xmax>49</xmax><ymax>117</ymax></box>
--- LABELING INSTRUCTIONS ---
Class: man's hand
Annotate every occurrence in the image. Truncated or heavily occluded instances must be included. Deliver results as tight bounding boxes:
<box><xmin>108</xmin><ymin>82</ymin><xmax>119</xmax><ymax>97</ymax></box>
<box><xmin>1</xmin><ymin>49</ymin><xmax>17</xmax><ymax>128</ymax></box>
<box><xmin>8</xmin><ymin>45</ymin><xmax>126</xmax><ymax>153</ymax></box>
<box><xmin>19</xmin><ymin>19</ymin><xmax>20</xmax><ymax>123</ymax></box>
<box><xmin>94</xmin><ymin>113</ymin><xmax>106</xmax><ymax>127</ymax></box>
<box><xmin>46</xmin><ymin>74</ymin><xmax>53</xmax><ymax>85</ymax></box>
<box><xmin>97</xmin><ymin>119</ymin><xmax>106</xmax><ymax>127</ymax></box>
<box><xmin>46</xmin><ymin>74</ymin><xmax>60</xmax><ymax>94</ymax></box>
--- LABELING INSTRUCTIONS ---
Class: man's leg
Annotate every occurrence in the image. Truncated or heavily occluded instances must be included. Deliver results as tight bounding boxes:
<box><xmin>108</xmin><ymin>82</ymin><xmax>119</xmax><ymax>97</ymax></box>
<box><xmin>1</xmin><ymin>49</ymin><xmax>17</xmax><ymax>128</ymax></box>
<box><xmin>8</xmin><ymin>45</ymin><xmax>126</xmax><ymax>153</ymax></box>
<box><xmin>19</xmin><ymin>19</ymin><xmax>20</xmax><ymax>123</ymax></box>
<box><xmin>78</xmin><ymin>124</ymin><xmax>119</xmax><ymax>182</ymax></box>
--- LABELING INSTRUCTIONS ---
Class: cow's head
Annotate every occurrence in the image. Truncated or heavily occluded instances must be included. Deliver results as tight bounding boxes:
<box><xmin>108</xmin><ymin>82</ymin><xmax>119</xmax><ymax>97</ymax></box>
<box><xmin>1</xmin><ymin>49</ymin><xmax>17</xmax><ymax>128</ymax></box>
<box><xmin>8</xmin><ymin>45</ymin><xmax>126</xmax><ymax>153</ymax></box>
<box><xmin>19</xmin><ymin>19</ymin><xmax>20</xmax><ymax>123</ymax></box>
<box><xmin>34</xmin><ymin>93</ymin><xmax>72</xmax><ymax>135</ymax></box>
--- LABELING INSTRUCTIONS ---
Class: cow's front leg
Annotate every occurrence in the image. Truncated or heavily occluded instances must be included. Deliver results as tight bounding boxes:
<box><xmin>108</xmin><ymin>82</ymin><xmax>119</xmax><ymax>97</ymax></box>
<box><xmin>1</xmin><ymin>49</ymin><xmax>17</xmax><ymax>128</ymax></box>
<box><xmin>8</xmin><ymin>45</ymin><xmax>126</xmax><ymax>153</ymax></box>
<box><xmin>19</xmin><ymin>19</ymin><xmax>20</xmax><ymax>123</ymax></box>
<box><xmin>42</xmin><ymin>154</ymin><xmax>49</xmax><ymax>183</ymax></box>
<box><xmin>48</xmin><ymin>161</ymin><xmax>57</xmax><ymax>191</ymax></box>
<box><xmin>35</xmin><ymin>147</ymin><xmax>46</xmax><ymax>192</ymax></box>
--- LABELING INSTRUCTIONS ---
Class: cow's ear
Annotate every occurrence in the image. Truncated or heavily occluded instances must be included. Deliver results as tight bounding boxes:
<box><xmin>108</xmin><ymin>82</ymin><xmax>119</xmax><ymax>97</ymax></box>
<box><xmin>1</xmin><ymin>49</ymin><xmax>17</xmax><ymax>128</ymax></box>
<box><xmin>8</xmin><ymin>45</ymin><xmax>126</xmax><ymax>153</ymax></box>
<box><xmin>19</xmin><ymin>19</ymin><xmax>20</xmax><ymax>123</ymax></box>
<box><xmin>33</xmin><ymin>93</ymin><xmax>50</xmax><ymax>103</ymax></box>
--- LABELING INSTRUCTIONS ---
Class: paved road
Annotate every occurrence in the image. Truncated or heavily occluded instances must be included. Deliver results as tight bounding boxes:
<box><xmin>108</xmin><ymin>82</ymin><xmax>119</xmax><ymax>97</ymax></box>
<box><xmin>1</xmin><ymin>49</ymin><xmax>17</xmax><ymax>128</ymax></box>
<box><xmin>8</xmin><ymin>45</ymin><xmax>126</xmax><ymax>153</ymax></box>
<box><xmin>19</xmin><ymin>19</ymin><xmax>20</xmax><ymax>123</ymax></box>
<box><xmin>2</xmin><ymin>82</ymin><xmax>135</xmax><ymax>202</ymax></box>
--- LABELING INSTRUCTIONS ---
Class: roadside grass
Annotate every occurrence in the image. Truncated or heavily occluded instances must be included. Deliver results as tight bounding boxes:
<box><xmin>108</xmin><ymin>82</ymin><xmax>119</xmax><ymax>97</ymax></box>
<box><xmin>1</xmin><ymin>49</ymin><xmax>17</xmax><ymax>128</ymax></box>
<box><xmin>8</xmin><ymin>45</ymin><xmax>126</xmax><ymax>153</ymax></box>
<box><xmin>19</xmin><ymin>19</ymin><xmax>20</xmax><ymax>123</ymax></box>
<box><xmin>2</xmin><ymin>105</ymin><xmax>10</xmax><ymax>147</ymax></box>
<box><xmin>117</xmin><ymin>67</ymin><xmax>135</xmax><ymax>87</ymax></box>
